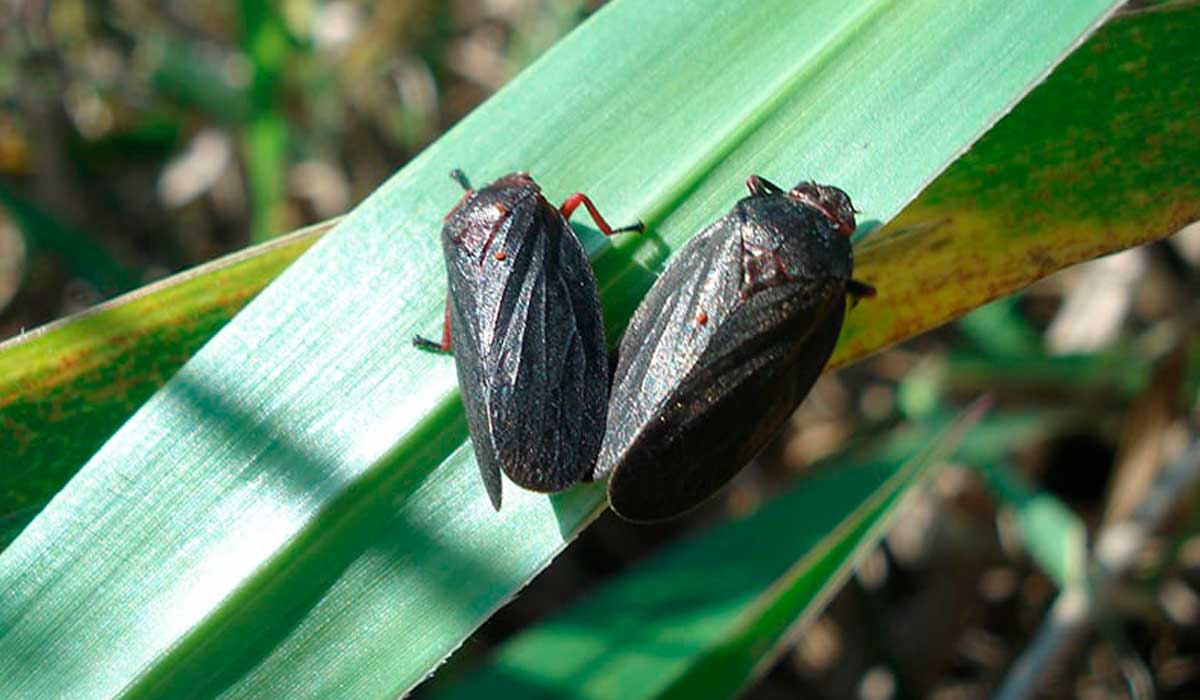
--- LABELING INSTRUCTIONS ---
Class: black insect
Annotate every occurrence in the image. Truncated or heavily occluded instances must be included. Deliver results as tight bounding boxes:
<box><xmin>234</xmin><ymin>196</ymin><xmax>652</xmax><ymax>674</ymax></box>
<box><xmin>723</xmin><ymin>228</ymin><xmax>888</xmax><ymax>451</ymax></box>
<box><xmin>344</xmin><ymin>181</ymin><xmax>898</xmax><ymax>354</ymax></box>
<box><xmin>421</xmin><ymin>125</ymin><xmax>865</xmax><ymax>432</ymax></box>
<box><xmin>593</xmin><ymin>175</ymin><xmax>875</xmax><ymax>522</ymax></box>
<box><xmin>415</xmin><ymin>170</ymin><xmax>642</xmax><ymax>510</ymax></box>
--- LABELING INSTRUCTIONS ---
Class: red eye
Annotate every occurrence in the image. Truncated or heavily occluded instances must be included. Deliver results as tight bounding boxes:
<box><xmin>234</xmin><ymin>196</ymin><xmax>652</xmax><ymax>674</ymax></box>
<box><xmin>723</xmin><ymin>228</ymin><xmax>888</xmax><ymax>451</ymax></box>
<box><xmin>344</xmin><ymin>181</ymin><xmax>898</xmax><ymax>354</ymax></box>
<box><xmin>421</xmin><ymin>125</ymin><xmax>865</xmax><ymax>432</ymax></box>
<box><xmin>789</xmin><ymin>183</ymin><xmax>856</xmax><ymax>235</ymax></box>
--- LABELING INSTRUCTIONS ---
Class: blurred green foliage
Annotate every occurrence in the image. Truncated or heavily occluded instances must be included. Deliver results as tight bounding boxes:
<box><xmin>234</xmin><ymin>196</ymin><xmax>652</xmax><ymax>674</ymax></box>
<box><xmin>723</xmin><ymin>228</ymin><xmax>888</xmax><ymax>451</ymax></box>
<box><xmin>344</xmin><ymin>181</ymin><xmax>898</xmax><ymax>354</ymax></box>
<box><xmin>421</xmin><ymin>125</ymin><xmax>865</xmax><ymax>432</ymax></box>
<box><xmin>0</xmin><ymin>0</ymin><xmax>594</xmax><ymax>334</ymax></box>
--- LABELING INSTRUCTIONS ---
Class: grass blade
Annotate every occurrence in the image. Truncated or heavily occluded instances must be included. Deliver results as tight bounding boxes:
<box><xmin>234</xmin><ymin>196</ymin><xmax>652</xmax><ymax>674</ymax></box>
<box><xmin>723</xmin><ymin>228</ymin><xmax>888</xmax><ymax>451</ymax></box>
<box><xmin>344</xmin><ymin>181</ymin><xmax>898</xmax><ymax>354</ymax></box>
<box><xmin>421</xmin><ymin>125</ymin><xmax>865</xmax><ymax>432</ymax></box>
<box><xmin>0</xmin><ymin>2</ymin><xmax>1135</xmax><ymax>698</ymax></box>
<box><xmin>3</xmin><ymin>4</ymin><xmax>1195</xmax><ymax>544</ymax></box>
<box><xmin>0</xmin><ymin>224</ymin><xmax>327</xmax><ymax>544</ymax></box>
<box><xmin>433</xmin><ymin>405</ymin><xmax>990</xmax><ymax>700</ymax></box>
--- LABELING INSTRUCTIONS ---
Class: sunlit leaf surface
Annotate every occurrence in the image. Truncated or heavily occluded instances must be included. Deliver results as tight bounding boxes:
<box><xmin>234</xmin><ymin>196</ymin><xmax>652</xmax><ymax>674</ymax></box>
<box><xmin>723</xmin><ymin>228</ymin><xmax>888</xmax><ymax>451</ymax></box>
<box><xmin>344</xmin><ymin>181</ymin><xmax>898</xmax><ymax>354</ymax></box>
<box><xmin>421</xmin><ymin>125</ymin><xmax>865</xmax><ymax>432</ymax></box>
<box><xmin>3</xmin><ymin>4</ymin><xmax>1195</xmax><ymax>536</ymax></box>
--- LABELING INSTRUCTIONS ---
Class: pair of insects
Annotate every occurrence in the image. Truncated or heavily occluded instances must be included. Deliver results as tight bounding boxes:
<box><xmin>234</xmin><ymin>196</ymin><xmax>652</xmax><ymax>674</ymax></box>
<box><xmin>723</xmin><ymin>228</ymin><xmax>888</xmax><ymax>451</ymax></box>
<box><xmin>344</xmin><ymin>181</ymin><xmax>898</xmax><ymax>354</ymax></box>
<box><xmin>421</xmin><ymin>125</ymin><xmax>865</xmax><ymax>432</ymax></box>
<box><xmin>414</xmin><ymin>169</ymin><xmax>874</xmax><ymax>522</ymax></box>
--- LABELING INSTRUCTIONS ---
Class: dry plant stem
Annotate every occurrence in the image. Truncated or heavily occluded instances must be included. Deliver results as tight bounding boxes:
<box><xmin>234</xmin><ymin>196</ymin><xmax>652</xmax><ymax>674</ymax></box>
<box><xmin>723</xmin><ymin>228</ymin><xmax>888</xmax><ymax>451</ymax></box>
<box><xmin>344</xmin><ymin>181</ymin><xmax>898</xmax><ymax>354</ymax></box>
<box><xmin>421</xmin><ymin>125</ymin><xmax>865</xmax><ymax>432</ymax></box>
<box><xmin>1104</xmin><ymin>346</ymin><xmax>1188</xmax><ymax>524</ymax></box>
<box><xmin>995</xmin><ymin>436</ymin><xmax>1200</xmax><ymax>700</ymax></box>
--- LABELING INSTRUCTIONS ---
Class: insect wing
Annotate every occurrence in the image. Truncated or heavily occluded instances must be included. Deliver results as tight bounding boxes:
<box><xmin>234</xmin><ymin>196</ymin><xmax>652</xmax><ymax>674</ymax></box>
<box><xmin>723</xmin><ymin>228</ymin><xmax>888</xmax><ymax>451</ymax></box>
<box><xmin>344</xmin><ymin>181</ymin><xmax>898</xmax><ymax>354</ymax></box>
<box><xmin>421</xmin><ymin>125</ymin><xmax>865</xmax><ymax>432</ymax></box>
<box><xmin>596</xmin><ymin>218</ymin><xmax>732</xmax><ymax>478</ymax></box>
<box><xmin>484</xmin><ymin>202</ymin><xmax>608</xmax><ymax>493</ymax></box>
<box><xmin>599</xmin><ymin>202</ymin><xmax>849</xmax><ymax>521</ymax></box>
<box><xmin>445</xmin><ymin>293</ymin><xmax>504</xmax><ymax>508</ymax></box>
<box><xmin>442</xmin><ymin>196</ymin><xmax>534</xmax><ymax>508</ymax></box>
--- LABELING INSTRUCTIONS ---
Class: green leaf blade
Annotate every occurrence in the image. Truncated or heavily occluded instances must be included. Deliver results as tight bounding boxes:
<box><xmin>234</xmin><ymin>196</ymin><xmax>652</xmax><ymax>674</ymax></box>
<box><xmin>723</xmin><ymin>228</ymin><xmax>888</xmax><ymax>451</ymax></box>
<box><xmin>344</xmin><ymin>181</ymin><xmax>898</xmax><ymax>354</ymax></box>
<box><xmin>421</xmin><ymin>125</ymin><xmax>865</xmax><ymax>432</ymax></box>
<box><xmin>435</xmin><ymin>408</ymin><xmax>986</xmax><ymax>700</ymax></box>
<box><xmin>0</xmin><ymin>1</ymin><xmax>1127</xmax><ymax>698</ymax></box>
<box><xmin>6</xmin><ymin>2</ymin><xmax>1196</xmax><ymax>541</ymax></box>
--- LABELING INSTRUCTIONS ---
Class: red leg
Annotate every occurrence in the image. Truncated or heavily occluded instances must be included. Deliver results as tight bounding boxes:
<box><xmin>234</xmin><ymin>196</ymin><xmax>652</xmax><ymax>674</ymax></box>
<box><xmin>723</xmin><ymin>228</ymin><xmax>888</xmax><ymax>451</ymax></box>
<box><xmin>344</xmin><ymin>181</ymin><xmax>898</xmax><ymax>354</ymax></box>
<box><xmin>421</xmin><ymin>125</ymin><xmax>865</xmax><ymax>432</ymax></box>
<box><xmin>559</xmin><ymin>193</ymin><xmax>644</xmax><ymax>236</ymax></box>
<box><xmin>412</xmin><ymin>298</ymin><xmax>453</xmax><ymax>353</ymax></box>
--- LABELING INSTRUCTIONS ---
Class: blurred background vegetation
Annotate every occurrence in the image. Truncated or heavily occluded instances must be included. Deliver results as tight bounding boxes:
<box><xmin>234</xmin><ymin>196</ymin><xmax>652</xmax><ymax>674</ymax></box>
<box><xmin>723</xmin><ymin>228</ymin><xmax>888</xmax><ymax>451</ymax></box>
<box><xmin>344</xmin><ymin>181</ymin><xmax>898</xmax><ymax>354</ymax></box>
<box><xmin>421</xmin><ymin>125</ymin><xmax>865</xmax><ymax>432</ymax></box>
<box><xmin>1</xmin><ymin>1</ymin><xmax>1198</xmax><ymax>698</ymax></box>
<box><xmin>0</xmin><ymin>0</ymin><xmax>598</xmax><ymax>336</ymax></box>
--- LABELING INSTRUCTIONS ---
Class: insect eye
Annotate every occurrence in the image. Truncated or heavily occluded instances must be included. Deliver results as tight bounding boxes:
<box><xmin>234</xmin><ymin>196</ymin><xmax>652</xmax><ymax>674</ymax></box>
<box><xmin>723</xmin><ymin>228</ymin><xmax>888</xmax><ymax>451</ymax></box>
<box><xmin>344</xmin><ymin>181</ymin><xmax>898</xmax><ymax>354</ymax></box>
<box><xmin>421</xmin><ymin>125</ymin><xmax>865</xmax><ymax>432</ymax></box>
<box><xmin>788</xmin><ymin>183</ymin><xmax>856</xmax><ymax>235</ymax></box>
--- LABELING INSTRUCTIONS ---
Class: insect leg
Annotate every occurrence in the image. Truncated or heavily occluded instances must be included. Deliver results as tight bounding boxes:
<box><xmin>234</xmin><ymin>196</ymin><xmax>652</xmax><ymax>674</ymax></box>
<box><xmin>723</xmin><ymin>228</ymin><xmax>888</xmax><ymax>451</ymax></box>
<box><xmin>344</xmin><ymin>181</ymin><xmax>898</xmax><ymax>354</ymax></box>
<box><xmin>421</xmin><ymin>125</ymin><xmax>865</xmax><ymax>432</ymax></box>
<box><xmin>746</xmin><ymin>175</ymin><xmax>784</xmax><ymax>196</ymax></box>
<box><xmin>559</xmin><ymin>193</ymin><xmax>644</xmax><ymax>236</ymax></box>
<box><xmin>846</xmin><ymin>279</ymin><xmax>877</xmax><ymax>308</ymax></box>
<box><xmin>412</xmin><ymin>297</ymin><xmax>454</xmax><ymax>353</ymax></box>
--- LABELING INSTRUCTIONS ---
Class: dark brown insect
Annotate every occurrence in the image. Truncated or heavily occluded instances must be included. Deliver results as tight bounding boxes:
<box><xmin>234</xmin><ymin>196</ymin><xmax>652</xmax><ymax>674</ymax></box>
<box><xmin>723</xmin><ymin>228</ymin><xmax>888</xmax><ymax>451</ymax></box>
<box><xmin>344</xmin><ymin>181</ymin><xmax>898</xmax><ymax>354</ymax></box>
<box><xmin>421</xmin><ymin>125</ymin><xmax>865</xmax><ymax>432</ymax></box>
<box><xmin>594</xmin><ymin>175</ymin><xmax>874</xmax><ymax>522</ymax></box>
<box><xmin>415</xmin><ymin>170</ymin><xmax>642</xmax><ymax>509</ymax></box>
